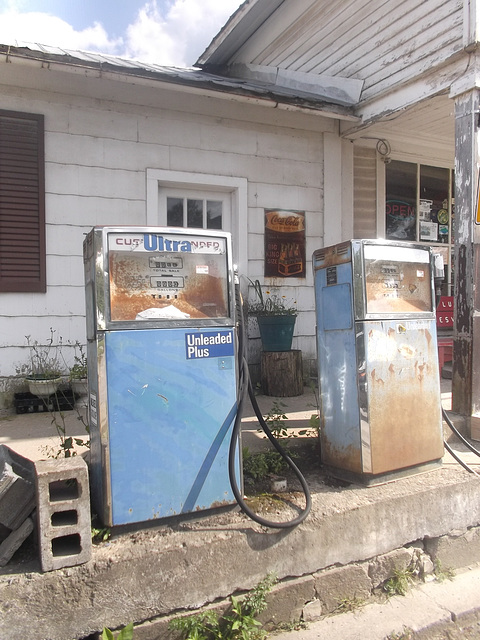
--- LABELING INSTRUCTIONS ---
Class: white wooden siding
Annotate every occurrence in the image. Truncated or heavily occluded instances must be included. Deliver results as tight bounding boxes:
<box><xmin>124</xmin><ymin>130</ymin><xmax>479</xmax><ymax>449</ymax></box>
<box><xmin>353</xmin><ymin>146</ymin><xmax>377</xmax><ymax>239</ymax></box>
<box><xmin>230</xmin><ymin>0</ymin><xmax>464</xmax><ymax>104</ymax></box>
<box><xmin>0</xmin><ymin>69</ymin><xmax>329</xmax><ymax>382</ymax></box>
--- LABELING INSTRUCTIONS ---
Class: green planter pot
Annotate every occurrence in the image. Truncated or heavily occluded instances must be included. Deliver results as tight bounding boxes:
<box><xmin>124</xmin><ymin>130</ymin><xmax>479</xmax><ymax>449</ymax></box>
<box><xmin>257</xmin><ymin>315</ymin><xmax>296</xmax><ymax>351</ymax></box>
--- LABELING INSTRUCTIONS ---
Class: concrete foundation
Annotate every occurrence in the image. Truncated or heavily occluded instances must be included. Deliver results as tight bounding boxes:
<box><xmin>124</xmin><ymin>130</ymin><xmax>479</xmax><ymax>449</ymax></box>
<box><xmin>0</xmin><ymin>463</ymin><xmax>480</xmax><ymax>640</ymax></box>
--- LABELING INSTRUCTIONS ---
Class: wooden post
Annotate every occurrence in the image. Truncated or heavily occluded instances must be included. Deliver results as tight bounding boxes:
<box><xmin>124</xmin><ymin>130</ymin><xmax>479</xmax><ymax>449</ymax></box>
<box><xmin>260</xmin><ymin>350</ymin><xmax>303</xmax><ymax>397</ymax></box>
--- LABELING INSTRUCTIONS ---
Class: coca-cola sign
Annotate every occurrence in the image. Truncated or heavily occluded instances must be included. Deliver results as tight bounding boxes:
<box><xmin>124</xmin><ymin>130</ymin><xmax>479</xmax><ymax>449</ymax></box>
<box><xmin>264</xmin><ymin>209</ymin><xmax>306</xmax><ymax>278</ymax></box>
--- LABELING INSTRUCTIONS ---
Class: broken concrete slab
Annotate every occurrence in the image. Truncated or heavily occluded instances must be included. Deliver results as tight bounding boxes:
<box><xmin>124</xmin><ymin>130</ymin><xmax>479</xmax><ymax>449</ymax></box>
<box><xmin>0</xmin><ymin>446</ymin><xmax>35</xmax><ymax>533</ymax></box>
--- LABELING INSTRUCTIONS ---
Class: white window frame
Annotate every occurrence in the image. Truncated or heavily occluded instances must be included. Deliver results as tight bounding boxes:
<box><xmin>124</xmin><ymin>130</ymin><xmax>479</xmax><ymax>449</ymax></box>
<box><xmin>162</xmin><ymin>187</ymin><xmax>231</xmax><ymax>231</ymax></box>
<box><xmin>146</xmin><ymin>169</ymin><xmax>247</xmax><ymax>275</ymax></box>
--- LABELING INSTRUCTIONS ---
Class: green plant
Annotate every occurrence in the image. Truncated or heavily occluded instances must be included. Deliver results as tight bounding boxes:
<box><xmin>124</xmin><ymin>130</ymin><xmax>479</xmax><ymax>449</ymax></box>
<box><xmin>92</xmin><ymin>514</ymin><xmax>111</xmax><ymax>543</ymax></box>
<box><xmin>264</xmin><ymin>401</ymin><xmax>289</xmax><ymax>437</ymax></box>
<box><xmin>306</xmin><ymin>379</ymin><xmax>321</xmax><ymax>436</ymax></box>
<box><xmin>170</xmin><ymin>611</ymin><xmax>220</xmax><ymax>640</ymax></box>
<box><xmin>24</xmin><ymin>328</ymin><xmax>65</xmax><ymax>379</ymax></box>
<box><xmin>433</xmin><ymin>558</ymin><xmax>455</xmax><ymax>582</ymax></box>
<box><xmin>263</xmin><ymin>400</ymin><xmax>313</xmax><ymax>440</ymax></box>
<box><xmin>28</xmin><ymin>334</ymin><xmax>91</xmax><ymax>458</ymax></box>
<box><xmin>334</xmin><ymin>596</ymin><xmax>366</xmax><ymax>613</ymax></box>
<box><xmin>102</xmin><ymin>622</ymin><xmax>134</xmax><ymax>640</ymax></box>
<box><xmin>169</xmin><ymin>573</ymin><xmax>277</xmax><ymax>640</ymax></box>
<box><xmin>384</xmin><ymin>566</ymin><xmax>415</xmax><ymax>597</ymax></box>
<box><xmin>385</xmin><ymin>627</ymin><xmax>414</xmax><ymax>640</ymax></box>
<box><xmin>247</xmin><ymin>278</ymin><xmax>297</xmax><ymax>316</ymax></box>
<box><xmin>69</xmin><ymin>341</ymin><xmax>87</xmax><ymax>380</ymax></box>
<box><xmin>242</xmin><ymin>447</ymin><xmax>287</xmax><ymax>482</ymax></box>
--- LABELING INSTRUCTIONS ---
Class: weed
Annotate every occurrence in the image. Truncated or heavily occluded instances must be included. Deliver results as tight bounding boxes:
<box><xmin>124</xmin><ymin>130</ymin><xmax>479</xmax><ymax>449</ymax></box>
<box><xmin>242</xmin><ymin>447</ymin><xmax>287</xmax><ymax>482</ymax></box>
<box><xmin>170</xmin><ymin>610</ymin><xmax>220</xmax><ymax>639</ymax></box>
<box><xmin>384</xmin><ymin>626</ymin><xmax>414</xmax><ymax>640</ymax></box>
<box><xmin>264</xmin><ymin>400</ymin><xmax>316</xmax><ymax>440</ymax></box>
<box><xmin>92</xmin><ymin>526</ymin><xmax>111</xmax><ymax>544</ymax></box>
<box><xmin>264</xmin><ymin>401</ymin><xmax>289</xmax><ymax>438</ymax></box>
<box><xmin>169</xmin><ymin>573</ymin><xmax>277</xmax><ymax>639</ymax></box>
<box><xmin>102</xmin><ymin>622</ymin><xmax>134</xmax><ymax>640</ymax></box>
<box><xmin>19</xmin><ymin>331</ymin><xmax>90</xmax><ymax>458</ymax></box>
<box><xmin>334</xmin><ymin>596</ymin><xmax>365</xmax><ymax>613</ymax></box>
<box><xmin>433</xmin><ymin>558</ymin><xmax>455</xmax><ymax>582</ymax></box>
<box><xmin>384</xmin><ymin>566</ymin><xmax>415</xmax><ymax>597</ymax></box>
<box><xmin>276</xmin><ymin>620</ymin><xmax>308</xmax><ymax>632</ymax></box>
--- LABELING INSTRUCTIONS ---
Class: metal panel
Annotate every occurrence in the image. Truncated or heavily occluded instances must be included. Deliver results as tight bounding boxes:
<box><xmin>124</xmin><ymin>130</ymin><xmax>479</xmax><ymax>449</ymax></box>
<box><xmin>363</xmin><ymin>319</ymin><xmax>444</xmax><ymax>474</ymax></box>
<box><xmin>104</xmin><ymin>328</ymin><xmax>238</xmax><ymax>525</ymax></box>
<box><xmin>314</xmin><ymin>239</ymin><xmax>444</xmax><ymax>484</ymax></box>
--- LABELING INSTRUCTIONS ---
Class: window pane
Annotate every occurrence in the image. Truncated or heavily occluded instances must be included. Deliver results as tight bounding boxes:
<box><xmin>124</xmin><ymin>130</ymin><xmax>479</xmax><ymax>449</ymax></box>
<box><xmin>187</xmin><ymin>199</ymin><xmax>203</xmax><ymax>228</ymax></box>
<box><xmin>419</xmin><ymin>165</ymin><xmax>449</xmax><ymax>244</ymax></box>
<box><xmin>386</xmin><ymin>160</ymin><xmax>417</xmax><ymax>241</ymax></box>
<box><xmin>207</xmin><ymin>200</ymin><xmax>222</xmax><ymax>229</ymax></box>
<box><xmin>167</xmin><ymin>197</ymin><xmax>184</xmax><ymax>227</ymax></box>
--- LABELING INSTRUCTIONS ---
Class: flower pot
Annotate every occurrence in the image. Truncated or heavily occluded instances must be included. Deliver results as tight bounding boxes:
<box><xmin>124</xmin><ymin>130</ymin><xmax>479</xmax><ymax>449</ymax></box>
<box><xmin>257</xmin><ymin>315</ymin><xmax>296</xmax><ymax>351</ymax></box>
<box><xmin>25</xmin><ymin>376</ymin><xmax>62</xmax><ymax>398</ymax></box>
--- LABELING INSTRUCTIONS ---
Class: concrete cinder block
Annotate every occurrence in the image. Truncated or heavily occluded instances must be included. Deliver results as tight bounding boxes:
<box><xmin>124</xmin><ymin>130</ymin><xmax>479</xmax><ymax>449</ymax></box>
<box><xmin>34</xmin><ymin>457</ymin><xmax>92</xmax><ymax>572</ymax></box>
<box><xmin>313</xmin><ymin>564</ymin><xmax>372</xmax><ymax>613</ymax></box>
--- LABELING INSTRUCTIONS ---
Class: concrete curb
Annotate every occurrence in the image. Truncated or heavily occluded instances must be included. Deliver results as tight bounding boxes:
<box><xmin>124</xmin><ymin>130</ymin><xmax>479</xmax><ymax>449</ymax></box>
<box><xmin>272</xmin><ymin>563</ymin><xmax>480</xmax><ymax>639</ymax></box>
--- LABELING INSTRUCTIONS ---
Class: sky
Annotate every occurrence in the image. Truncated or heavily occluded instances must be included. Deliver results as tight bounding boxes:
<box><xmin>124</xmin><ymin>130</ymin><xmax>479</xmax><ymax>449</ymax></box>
<box><xmin>0</xmin><ymin>0</ymin><xmax>245</xmax><ymax>67</ymax></box>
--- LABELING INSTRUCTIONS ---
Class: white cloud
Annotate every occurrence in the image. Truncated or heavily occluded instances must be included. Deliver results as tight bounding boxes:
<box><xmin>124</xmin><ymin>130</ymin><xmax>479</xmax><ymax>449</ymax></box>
<box><xmin>0</xmin><ymin>0</ymin><xmax>242</xmax><ymax>66</ymax></box>
<box><xmin>125</xmin><ymin>0</ymin><xmax>241</xmax><ymax>66</ymax></box>
<box><xmin>0</xmin><ymin>10</ymin><xmax>123</xmax><ymax>53</ymax></box>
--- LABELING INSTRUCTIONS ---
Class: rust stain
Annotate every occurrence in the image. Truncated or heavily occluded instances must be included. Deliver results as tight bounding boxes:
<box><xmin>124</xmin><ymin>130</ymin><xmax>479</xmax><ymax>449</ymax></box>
<box><xmin>371</xmin><ymin>369</ymin><xmax>385</xmax><ymax>385</ymax></box>
<box><xmin>388</xmin><ymin>363</ymin><xmax>395</xmax><ymax>375</ymax></box>
<box><xmin>398</xmin><ymin>344</ymin><xmax>415</xmax><ymax>358</ymax></box>
<box><xmin>388</xmin><ymin>328</ymin><xmax>395</xmax><ymax>338</ymax></box>
<box><xmin>368</xmin><ymin>384</ymin><xmax>443</xmax><ymax>474</ymax></box>
<box><xmin>321</xmin><ymin>438</ymin><xmax>362</xmax><ymax>473</ymax></box>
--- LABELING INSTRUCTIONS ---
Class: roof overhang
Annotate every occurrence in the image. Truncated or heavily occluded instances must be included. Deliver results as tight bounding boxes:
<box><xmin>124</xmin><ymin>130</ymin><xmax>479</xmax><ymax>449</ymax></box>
<box><xmin>0</xmin><ymin>43</ymin><xmax>359</xmax><ymax>121</ymax></box>
<box><xmin>196</xmin><ymin>0</ymin><xmax>285</xmax><ymax>67</ymax></box>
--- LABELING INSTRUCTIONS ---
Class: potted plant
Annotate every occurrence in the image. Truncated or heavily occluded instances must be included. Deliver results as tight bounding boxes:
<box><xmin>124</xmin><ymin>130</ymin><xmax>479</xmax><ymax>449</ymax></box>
<box><xmin>247</xmin><ymin>279</ymin><xmax>297</xmax><ymax>351</ymax></box>
<box><xmin>24</xmin><ymin>329</ymin><xmax>65</xmax><ymax>397</ymax></box>
<box><xmin>69</xmin><ymin>342</ymin><xmax>88</xmax><ymax>401</ymax></box>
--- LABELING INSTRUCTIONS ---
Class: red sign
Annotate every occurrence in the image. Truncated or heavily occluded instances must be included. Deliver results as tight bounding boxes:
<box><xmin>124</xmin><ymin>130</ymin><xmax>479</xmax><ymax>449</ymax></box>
<box><xmin>436</xmin><ymin>296</ymin><xmax>453</xmax><ymax>327</ymax></box>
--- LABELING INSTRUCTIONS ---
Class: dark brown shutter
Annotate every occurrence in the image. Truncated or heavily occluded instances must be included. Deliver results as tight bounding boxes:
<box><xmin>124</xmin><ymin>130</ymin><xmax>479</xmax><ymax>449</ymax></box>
<box><xmin>0</xmin><ymin>110</ymin><xmax>46</xmax><ymax>292</ymax></box>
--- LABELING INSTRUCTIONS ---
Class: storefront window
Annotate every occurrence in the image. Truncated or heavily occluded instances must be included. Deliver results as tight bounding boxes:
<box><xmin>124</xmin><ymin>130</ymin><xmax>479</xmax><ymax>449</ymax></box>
<box><xmin>386</xmin><ymin>160</ymin><xmax>453</xmax><ymax>295</ymax></box>
<box><xmin>386</xmin><ymin>160</ymin><xmax>417</xmax><ymax>241</ymax></box>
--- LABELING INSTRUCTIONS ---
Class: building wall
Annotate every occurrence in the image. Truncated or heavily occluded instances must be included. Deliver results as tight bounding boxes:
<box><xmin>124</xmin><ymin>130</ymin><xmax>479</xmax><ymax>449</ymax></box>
<box><xmin>353</xmin><ymin>146</ymin><xmax>378</xmax><ymax>239</ymax></box>
<box><xmin>0</xmin><ymin>62</ymin><xmax>339</xmax><ymax>392</ymax></box>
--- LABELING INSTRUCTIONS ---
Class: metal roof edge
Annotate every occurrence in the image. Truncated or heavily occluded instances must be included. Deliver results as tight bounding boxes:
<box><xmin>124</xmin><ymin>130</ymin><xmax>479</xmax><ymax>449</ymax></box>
<box><xmin>0</xmin><ymin>42</ymin><xmax>358</xmax><ymax>120</ymax></box>
<box><xmin>196</xmin><ymin>0</ymin><xmax>285</xmax><ymax>67</ymax></box>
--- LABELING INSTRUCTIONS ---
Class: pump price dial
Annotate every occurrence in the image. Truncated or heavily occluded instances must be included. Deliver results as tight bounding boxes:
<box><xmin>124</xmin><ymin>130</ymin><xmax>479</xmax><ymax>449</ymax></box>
<box><xmin>149</xmin><ymin>256</ymin><xmax>183</xmax><ymax>270</ymax></box>
<box><xmin>150</xmin><ymin>276</ymin><xmax>184</xmax><ymax>289</ymax></box>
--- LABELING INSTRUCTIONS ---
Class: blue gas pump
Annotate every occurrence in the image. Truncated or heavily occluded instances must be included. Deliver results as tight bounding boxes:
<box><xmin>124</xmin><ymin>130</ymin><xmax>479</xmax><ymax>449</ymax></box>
<box><xmin>83</xmin><ymin>227</ymin><xmax>241</xmax><ymax>526</ymax></box>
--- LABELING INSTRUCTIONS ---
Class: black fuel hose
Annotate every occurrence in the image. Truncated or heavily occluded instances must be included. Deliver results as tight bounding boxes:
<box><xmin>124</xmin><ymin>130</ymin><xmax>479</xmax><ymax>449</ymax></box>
<box><xmin>228</xmin><ymin>283</ymin><xmax>312</xmax><ymax>528</ymax></box>
<box><xmin>442</xmin><ymin>407</ymin><xmax>480</xmax><ymax>476</ymax></box>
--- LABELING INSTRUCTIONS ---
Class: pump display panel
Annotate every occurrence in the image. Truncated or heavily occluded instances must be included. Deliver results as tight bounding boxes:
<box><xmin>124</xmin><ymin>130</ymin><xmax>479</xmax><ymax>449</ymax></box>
<box><xmin>363</xmin><ymin>244</ymin><xmax>432</xmax><ymax>314</ymax></box>
<box><xmin>107</xmin><ymin>231</ymin><xmax>229</xmax><ymax>321</ymax></box>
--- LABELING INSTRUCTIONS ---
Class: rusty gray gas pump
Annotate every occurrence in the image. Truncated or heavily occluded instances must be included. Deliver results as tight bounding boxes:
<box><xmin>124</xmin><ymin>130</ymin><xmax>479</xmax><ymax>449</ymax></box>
<box><xmin>313</xmin><ymin>239</ymin><xmax>444</xmax><ymax>485</ymax></box>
